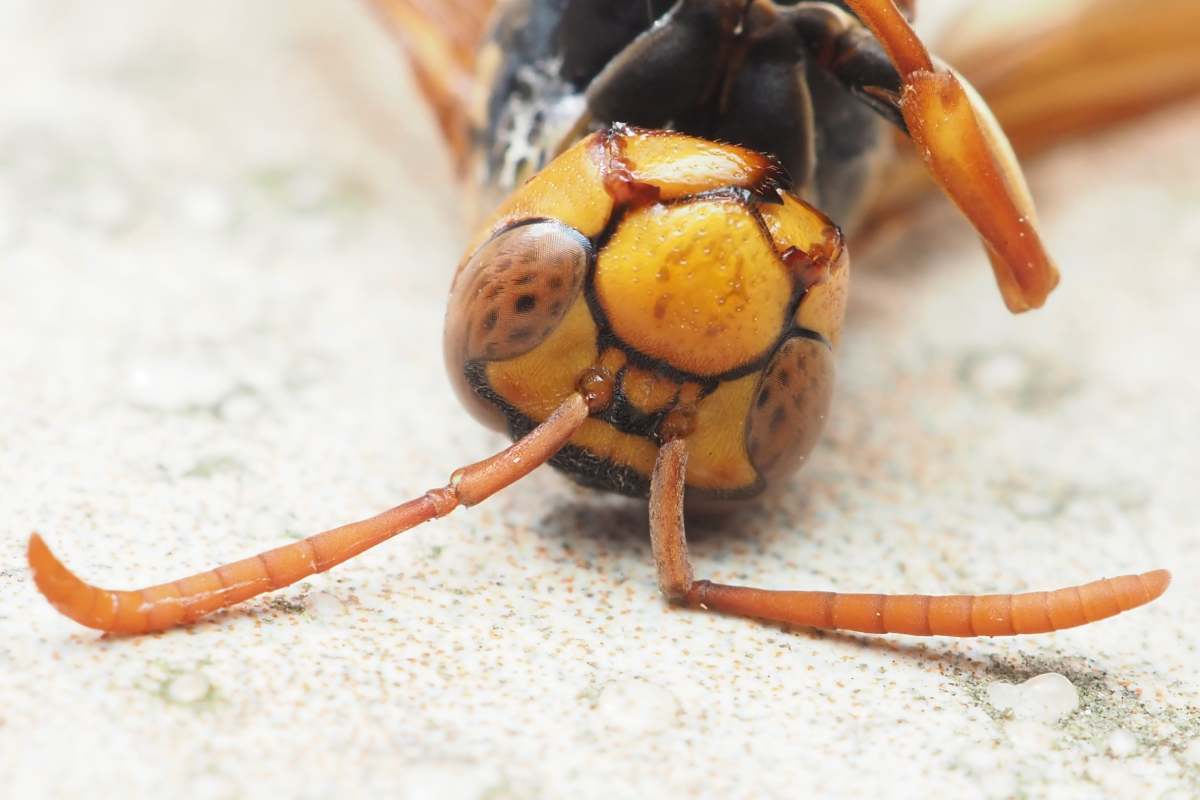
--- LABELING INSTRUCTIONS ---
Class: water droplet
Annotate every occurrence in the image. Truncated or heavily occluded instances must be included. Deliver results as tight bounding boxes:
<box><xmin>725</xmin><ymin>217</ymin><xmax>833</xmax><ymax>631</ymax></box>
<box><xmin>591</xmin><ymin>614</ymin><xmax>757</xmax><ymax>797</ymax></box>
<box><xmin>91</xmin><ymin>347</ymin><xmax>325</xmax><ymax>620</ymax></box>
<box><xmin>166</xmin><ymin>671</ymin><xmax>211</xmax><ymax>704</ymax></box>
<box><xmin>986</xmin><ymin>672</ymin><xmax>1078</xmax><ymax>723</ymax></box>
<box><xmin>305</xmin><ymin>591</ymin><xmax>346</xmax><ymax>620</ymax></box>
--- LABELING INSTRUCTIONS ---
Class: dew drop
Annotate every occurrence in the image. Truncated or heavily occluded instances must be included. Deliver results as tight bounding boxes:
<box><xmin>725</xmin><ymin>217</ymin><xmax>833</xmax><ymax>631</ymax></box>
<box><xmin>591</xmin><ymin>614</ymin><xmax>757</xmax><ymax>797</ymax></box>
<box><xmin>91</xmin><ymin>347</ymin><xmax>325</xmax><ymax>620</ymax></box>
<box><xmin>304</xmin><ymin>591</ymin><xmax>346</xmax><ymax>620</ymax></box>
<box><xmin>986</xmin><ymin>681</ymin><xmax>1020</xmax><ymax>711</ymax></box>
<box><xmin>166</xmin><ymin>671</ymin><xmax>211</xmax><ymax>704</ymax></box>
<box><xmin>986</xmin><ymin>672</ymin><xmax>1079</xmax><ymax>723</ymax></box>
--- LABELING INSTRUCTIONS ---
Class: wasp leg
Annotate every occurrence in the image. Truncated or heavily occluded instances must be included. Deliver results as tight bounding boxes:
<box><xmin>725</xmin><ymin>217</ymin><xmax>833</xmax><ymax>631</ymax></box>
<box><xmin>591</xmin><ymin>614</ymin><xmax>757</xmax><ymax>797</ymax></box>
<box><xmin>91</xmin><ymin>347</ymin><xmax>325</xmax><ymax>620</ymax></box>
<box><xmin>789</xmin><ymin>1</ymin><xmax>1059</xmax><ymax>313</ymax></box>
<box><xmin>29</xmin><ymin>394</ymin><xmax>590</xmax><ymax>635</ymax></box>
<box><xmin>648</xmin><ymin>440</ymin><xmax>695</xmax><ymax>600</ymax></box>
<box><xmin>774</xmin><ymin>2</ymin><xmax>906</xmax><ymax>224</ymax></box>
<box><xmin>859</xmin><ymin>0</ymin><xmax>1200</xmax><ymax>238</ymax></box>
<box><xmin>649</xmin><ymin>439</ymin><xmax>1171</xmax><ymax>636</ymax></box>
<box><xmin>784</xmin><ymin>3</ymin><xmax>907</xmax><ymax>132</ymax></box>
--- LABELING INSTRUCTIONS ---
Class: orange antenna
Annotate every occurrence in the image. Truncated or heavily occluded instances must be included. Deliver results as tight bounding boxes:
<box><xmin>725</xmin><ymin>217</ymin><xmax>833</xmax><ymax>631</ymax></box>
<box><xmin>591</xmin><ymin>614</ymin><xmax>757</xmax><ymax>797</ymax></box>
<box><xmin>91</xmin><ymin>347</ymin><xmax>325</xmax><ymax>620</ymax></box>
<box><xmin>650</xmin><ymin>439</ymin><xmax>1170</xmax><ymax>636</ymax></box>
<box><xmin>685</xmin><ymin>571</ymin><xmax>1171</xmax><ymax>636</ymax></box>
<box><xmin>28</xmin><ymin>394</ymin><xmax>589</xmax><ymax>634</ymax></box>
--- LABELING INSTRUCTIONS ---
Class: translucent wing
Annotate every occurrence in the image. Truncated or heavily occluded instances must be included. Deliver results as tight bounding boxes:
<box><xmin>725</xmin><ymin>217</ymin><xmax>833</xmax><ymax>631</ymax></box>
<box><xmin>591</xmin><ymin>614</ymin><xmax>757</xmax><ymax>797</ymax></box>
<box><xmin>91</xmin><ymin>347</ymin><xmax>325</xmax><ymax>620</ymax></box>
<box><xmin>940</xmin><ymin>0</ymin><xmax>1200</xmax><ymax>157</ymax></box>
<box><xmin>367</xmin><ymin>0</ymin><xmax>498</xmax><ymax>168</ymax></box>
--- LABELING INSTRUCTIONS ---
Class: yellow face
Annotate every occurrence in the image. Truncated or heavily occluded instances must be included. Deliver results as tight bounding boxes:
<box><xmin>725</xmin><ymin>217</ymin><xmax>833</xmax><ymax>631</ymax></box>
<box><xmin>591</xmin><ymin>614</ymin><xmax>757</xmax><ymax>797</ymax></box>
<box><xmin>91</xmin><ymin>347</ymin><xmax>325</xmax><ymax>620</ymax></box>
<box><xmin>444</xmin><ymin>127</ymin><xmax>848</xmax><ymax>505</ymax></box>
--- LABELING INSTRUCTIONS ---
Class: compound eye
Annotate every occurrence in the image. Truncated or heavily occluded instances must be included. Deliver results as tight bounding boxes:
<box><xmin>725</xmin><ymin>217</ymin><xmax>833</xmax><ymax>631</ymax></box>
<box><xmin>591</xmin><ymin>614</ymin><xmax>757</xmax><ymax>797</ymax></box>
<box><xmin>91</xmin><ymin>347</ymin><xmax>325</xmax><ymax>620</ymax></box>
<box><xmin>746</xmin><ymin>336</ymin><xmax>834</xmax><ymax>483</ymax></box>
<box><xmin>446</xmin><ymin>220</ymin><xmax>591</xmax><ymax>368</ymax></box>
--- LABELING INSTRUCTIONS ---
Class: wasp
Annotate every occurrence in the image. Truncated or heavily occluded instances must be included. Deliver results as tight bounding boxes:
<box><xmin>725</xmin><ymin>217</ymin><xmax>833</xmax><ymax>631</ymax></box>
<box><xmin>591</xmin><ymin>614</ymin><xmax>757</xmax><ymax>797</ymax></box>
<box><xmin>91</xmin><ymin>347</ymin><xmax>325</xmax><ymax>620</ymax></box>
<box><xmin>30</xmin><ymin>0</ymin><xmax>1199</xmax><ymax>636</ymax></box>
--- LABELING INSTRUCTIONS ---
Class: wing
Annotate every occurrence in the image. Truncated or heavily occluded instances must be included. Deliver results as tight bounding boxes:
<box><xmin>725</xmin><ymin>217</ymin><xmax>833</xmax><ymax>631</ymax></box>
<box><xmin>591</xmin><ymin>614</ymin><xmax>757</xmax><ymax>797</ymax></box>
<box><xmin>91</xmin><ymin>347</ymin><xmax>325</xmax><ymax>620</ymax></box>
<box><xmin>367</xmin><ymin>0</ymin><xmax>499</xmax><ymax>168</ymax></box>
<box><xmin>941</xmin><ymin>0</ymin><xmax>1200</xmax><ymax>157</ymax></box>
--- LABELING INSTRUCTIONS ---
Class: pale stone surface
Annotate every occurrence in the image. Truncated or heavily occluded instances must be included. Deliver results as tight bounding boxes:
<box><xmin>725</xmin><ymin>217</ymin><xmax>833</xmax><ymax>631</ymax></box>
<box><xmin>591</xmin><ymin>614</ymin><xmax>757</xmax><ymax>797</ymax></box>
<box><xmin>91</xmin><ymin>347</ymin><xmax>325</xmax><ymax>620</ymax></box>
<box><xmin>1</xmin><ymin>2</ymin><xmax>1198</xmax><ymax>799</ymax></box>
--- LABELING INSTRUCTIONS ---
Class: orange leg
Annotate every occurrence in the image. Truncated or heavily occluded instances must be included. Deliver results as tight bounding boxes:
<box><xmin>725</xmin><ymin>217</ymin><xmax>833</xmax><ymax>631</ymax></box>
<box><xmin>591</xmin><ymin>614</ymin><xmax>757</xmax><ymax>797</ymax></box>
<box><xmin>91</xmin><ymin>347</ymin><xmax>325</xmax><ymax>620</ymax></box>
<box><xmin>29</xmin><ymin>393</ymin><xmax>589</xmax><ymax>635</ymax></box>
<box><xmin>862</xmin><ymin>0</ymin><xmax>1200</xmax><ymax>248</ymax></box>
<box><xmin>842</xmin><ymin>0</ymin><xmax>1060</xmax><ymax>313</ymax></box>
<box><xmin>649</xmin><ymin>439</ymin><xmax>1170</xmax><ymax>636</ymax></box>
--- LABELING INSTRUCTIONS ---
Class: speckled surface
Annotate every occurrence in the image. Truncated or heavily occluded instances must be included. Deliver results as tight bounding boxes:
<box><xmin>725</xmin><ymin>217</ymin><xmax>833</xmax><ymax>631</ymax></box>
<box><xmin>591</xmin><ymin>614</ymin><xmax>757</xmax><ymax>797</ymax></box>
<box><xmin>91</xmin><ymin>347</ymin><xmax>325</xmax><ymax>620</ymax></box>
<box><xmin>2</xmin><ymin>2</ymin><xmax>1198</xmax><ymax>798</ymax></box>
